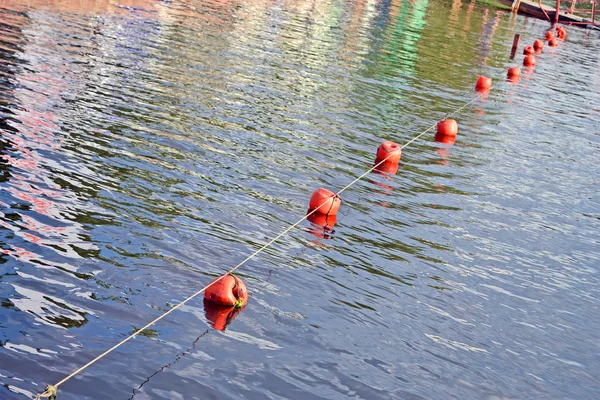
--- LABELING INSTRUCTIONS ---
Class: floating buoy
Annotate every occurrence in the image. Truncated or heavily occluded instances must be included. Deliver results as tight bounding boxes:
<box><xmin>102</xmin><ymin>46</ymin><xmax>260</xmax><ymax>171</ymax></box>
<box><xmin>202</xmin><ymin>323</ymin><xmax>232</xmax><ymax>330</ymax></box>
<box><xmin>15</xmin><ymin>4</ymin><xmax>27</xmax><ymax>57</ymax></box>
<box><xmin>374</xmin><ymin>161</ymin><xmax>399</xmax><ymax>175</ymax></box>
<box><xmin>204</xmin><ymin>273</ymin><xmax>248</xmax><ymax>308</ymax></box>
<box><xmin>549</xmin><ymin>38</ymin><xmax>558</xmax><ymax>47</ymax></box>
<box><xmin>437</xmin><ymin>119</ymin><xmax>458</xmax><ymax>137</ymax></box>
<box><xmin>203</xmin><ymin>299</ymin><xmax>244</xmax><ymax>331</ymax></box>
<box><xmin>523</xmin><ymin>54</ymin><xmax>536</xmax><ymax>67</ymax></box>
<box><xmin>533</xmin><ymin>39</ymin><xmax>544</xmax><ymax>51</ymax></box>
<box><xmin>523</xmin><ymin>46</ymin><xmax>534</xmax><ymax>55</ymax></box>
<box><xmin>545</xmin><ymin>31</ymin><xmax>555</xmax><ymax>40</ymax></box>
<box><xmin>507</xmin><ymin>66</ymin><xmax>521</xmax><ymax>77</ymax></box>
<box><xmin>557</xmin><ymin>26</ymin><xmax>566</xmax><ymax>39</ymax></box>
<box><xmin>375</xmin><ymin>141</ymin><xmax>402</xmax><ymax>164</ymax></box>
<box><xmin>309</xmin><ymin>188</ymin><xmax>342</xmax><ymax>215</ymax></box>
<box><xmin>475</xmin><ymin>75</ymin><xmax>492</xmax><ymax>91</ymax></box>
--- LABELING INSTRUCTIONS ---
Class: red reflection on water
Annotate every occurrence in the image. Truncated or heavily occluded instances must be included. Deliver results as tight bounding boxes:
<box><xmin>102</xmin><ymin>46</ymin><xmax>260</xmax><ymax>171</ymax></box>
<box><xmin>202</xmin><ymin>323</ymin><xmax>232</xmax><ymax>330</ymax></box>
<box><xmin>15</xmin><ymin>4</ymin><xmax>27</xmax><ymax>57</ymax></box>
<box><xmin>434</xmin><ymin>133</ymin><xmax>456</xmax><ymax>145</ymax></box>
<box><xmin>203</xmin><ymin>298</ymin><xmax>245</xmax><ymax>331</ymax></box>
<box><xmin>306</xmin><ymin>211</ymin><xmax>336</xmax><ymax>239</ymax></box>
<box><xmin>507</xmin><ymin>75</ymin><xmax>520</xmax><ymax>85</ymax></box>
<box><xmin>374</xmin><ymin>161</ymin><xmax>399</xmax><ymax>175</ymax></box>
<box><xmin>436</xmin><ymin>147</ymin><xmax>451</xmax><ymax>166</ymax></box>
<box><xmin>476</xmin><ymin>88</ymin><xmax>490</xmax><ymax>97</ymax></box>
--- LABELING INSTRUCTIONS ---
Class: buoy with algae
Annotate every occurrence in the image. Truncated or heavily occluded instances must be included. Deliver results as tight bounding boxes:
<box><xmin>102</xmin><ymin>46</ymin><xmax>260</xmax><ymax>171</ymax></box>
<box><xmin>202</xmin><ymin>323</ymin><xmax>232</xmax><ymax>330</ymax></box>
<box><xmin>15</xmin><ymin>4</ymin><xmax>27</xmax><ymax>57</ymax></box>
<box><xmin>204</xmin><ymin>273</ymin><xmax>248</xmax><ymax>308</ymax></box>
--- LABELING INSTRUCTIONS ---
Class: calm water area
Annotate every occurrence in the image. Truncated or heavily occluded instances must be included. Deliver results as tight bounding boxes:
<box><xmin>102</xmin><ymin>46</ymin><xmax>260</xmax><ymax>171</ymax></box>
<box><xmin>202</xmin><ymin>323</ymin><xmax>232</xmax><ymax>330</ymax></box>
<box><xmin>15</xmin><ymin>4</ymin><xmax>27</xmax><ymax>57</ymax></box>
<box><xmin>0</xmin><ymin>0</ymin><xmax>599</xmax><ymax>399</ymax></box>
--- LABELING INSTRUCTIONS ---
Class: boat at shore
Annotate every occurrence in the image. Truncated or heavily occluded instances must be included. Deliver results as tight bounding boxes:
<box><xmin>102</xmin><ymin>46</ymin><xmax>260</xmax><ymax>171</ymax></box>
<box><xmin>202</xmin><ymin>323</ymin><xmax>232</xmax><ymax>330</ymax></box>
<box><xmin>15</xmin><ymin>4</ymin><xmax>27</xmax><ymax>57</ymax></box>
<box><xmin>497</xmin><ymin>0</ymin><xmax>600</xmax><ymax>28</ymax></box>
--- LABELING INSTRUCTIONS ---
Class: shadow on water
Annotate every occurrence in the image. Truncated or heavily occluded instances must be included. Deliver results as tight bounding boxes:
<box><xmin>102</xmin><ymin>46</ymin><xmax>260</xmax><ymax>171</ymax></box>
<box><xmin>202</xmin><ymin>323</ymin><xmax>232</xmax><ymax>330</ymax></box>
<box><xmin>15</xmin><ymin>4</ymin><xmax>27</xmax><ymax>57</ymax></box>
<box><xmin>128</xmin><ymin>329</ymin><xmax>210</xmax><ymax>400</ymax></box>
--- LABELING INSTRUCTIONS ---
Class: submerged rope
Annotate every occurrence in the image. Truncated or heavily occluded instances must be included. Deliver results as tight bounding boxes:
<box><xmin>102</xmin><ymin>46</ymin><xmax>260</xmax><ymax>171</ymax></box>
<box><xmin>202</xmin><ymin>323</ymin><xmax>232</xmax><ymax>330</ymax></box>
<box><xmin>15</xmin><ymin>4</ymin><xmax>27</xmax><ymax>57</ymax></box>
<box><xmin>34</xmin><ymin>92</ymin><xmax>483</xmax><ymax>399</ymax></box>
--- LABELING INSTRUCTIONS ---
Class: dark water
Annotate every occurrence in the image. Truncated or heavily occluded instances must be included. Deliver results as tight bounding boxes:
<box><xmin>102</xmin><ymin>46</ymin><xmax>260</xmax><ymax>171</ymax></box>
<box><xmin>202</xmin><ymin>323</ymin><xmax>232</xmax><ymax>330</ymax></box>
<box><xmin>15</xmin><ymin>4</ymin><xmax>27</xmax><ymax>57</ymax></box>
<box><xmin>0</xmin><ymin>0</ymin><xmax>599</xmax><ymax>399</ymax></box>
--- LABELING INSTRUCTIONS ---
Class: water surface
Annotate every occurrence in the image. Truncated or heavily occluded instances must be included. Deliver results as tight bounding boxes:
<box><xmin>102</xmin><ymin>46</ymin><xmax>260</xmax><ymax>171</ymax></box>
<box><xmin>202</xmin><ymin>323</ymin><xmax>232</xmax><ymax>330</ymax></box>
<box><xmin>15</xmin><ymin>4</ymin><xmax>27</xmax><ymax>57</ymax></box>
<box><xmin>0</xmin><ymin>0</ymin><xmax>599</xmax><ymax>399</ymax></box>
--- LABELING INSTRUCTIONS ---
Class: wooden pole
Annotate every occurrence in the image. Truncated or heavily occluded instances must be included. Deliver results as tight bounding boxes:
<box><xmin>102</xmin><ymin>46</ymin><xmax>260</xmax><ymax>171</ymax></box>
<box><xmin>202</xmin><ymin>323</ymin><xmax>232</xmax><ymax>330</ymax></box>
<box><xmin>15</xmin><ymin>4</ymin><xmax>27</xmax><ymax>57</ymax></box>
<box><xmin>511</xmin><ymin>0</ymin><xmax>522</xmax><ymax>13</ymax></box>
<box><xmin>510</xmin><ymin>33</ymin><xmax>520</xmax><ymax>59</ymax></box>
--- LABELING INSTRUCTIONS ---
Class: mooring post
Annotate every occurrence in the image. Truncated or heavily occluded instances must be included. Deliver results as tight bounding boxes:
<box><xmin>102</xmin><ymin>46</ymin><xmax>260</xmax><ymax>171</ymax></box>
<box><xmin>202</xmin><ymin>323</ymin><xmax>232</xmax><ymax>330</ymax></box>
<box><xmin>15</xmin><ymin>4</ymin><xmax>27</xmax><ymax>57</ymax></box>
<box><xmin>511</xmin><ymin>0</ymin><xmax>522</xmax><ymax>13</ymax></box>
<box><xmin>510</xmin><ymin>33</ymin><xmax>520</xmax><ymax>59</ymax></box>
<box><xmin>555</xmin><ymin>0</ymin><xmax>560</xmax><ymax>23</ymax></box>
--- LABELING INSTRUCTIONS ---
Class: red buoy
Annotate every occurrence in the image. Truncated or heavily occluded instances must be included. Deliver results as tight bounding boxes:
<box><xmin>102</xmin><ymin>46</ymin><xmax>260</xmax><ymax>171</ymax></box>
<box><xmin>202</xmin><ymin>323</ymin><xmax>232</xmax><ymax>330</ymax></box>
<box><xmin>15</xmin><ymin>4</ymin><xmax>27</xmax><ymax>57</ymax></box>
<box><xmin>374</xmin><ymin>161</ymin><xmax>399</xmax><ymax>175</ymax></box>
<box><xmin>437</xmin><ymin>119</ymin><xmax>458</xmax><ymax>137</ymax></box>
<box><xmin>533</xmin><ymin>39</ymin><xmax>544</xmax><ymax>51</ymax></box>
<box><xmin>203</xmin><ymin>299</ymin><xmax>244</xmax><ymax>331</ymax></box>
<box><xmin>549</xmin><ymin>38</ymin><xmax>558</xmax><ymax>47</ymax></box>
<box><xmin>309</xmin><ymin>188</ymin><xmax>342</xmax><ymax>215</ymax></box>
<box><xmin>523</xmin><ymin>46</ymin><xmax>534</xmax><ymax>55</ymax></box>
<box><xmin>545</xmin><ymin>31</ymin><xmax>555</xmax><ymax>40</ymax></box>
<box><xmin>204</xmin><ymin>274</ymin><xmax>248</xmax><ymax>308</ymax></box>
<box><xmin>523</xmin><ymin>55</ymin><xmax>536</xmax><ymax>67</ymax></box>
<box><xmin>557</xmin><ymin>26</ymin><xmax>566</xmax><ymax>39</ymax></box>
<box><xmin>375</xmin><ymin>141</ymin><xmax>401</xmax><ymax>164</ymax></box>
<box><xmin>507</xmin><ymin>66</ymin><xmax>521</xmax><ymax>77</ymax></box>
<box><xmin>475</xmin><ymin>76</ymin><xmax>492</xmax><ymax>91</ymax></box>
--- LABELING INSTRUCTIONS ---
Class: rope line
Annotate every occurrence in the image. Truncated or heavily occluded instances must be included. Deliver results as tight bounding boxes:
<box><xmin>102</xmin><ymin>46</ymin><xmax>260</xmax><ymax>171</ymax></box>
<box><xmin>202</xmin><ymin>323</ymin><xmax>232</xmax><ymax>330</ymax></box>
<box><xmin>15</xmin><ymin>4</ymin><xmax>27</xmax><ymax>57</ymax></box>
<box><xmin>34</xmin><ymin>92</ymin><xmax>482</xmax><ymax>399</ymax></box>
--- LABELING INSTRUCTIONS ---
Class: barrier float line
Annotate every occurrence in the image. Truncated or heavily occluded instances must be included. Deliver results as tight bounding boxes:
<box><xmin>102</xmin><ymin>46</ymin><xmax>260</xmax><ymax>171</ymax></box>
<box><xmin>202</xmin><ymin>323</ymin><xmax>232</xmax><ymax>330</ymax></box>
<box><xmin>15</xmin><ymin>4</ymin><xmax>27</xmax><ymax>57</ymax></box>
<box><xmin>35</xmin><ymin>91</ymin><xmax>486</xmax><ymax>399</ymax></box>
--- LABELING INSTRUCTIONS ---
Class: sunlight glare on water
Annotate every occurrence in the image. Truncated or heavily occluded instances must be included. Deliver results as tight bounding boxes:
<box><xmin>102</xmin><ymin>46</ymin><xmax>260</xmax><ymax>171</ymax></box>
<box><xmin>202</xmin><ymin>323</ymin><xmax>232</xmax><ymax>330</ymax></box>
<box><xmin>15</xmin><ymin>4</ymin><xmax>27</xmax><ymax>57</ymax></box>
<box><xmin>0</xmin><ymin>0</ymin><xmax>599</xmax><ymax>399</ymax></box>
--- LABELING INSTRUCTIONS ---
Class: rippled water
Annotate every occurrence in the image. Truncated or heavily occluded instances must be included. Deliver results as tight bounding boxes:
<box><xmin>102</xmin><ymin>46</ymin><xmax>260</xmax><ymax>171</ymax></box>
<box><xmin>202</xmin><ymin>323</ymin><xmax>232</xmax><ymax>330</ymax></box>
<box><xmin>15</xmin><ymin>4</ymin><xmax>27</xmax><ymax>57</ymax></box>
<box><xmin>0</xmin><ymin>0</ymin><xmax>599</xmax><ymax>399</ymax></box>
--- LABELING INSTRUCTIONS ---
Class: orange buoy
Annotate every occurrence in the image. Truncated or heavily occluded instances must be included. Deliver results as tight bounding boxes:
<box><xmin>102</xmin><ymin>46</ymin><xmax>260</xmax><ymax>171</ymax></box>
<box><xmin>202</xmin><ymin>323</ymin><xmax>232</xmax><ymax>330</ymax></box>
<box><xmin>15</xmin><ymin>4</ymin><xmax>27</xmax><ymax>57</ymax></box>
<box><xmin>557</xmin><ymin>27</ymin><xmax>566</xmax><ymax>39</ymax></box>
<box><xmin>203</xmin><ymin>299</ymin><xmax>244</xmax><ymax>331</ymax></box>
<box><xmin>523</xmin><ymin>46</ymin><xmax>534</xmax><ymax>55</ymax></box>
<box><xmin>523</xmin><ymin>54</ymin><xmax>536</xmax><ymax>67</ymax></box>
<box><xmin>309</xmin><ymin>188</ymin><xmax>342</xmax><ymax>215</ymax></box>
<box><xmin>533</xmin><ymin>39</ymin><xmax>544</xmax><ymax>51</ymax></box>
<box><xmin>434</xmin><ymin>133</ymin><xmax>456</xmax><ymax>145</ymax></box>
<box><xmin>204</xmin><ymin>273</ymin><xmax>248</xmax><ymax>308</ymax></box>
<box><xmin>375</xmin><ymin>141</ymin><xmax>401</xmax><ymax>164</ymax></box>
<box><xmin>475</xmin><ymin>75</ymin><xmax>492</xmax><ymax>91</ymax></box>
<box><xmin>549</xmin><ymin>38</ymin><xmax>558</xmax><ymax>47</ymax></box>
<box><xmin>545</xmin><ymin>31</ymin><xmax>555</xmax><ymax>40</ymax></box>
<box><xmin>507</xmin><ymin>66</ymin><xmax>521</xmax><ymax>77</ymax></box>
<box><xmin>437</xmin><ymin>119</ymin><xmax>458</xmax><ymax>137</ymax></box>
